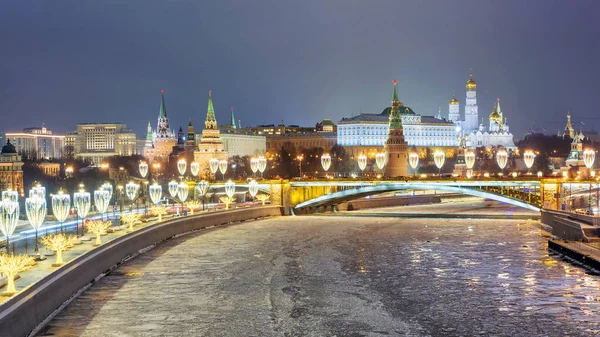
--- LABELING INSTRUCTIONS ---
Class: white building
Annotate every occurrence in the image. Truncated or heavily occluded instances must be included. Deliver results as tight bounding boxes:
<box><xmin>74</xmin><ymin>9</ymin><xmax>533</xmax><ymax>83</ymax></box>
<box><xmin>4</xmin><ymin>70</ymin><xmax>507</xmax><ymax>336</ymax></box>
<box><xmin>5</xmin><ymin>126</ymin><xmax>65</xmax><ymax>159</ymax></box>
<box><xmin>218</xmin><ymin>130</ymin><xmax>266</xmax><ymax>157</ymax></box>
<box><xmin>67</xmin><ymin>123</ymin><xmax>141</xmax><ymax>164</ymax></box>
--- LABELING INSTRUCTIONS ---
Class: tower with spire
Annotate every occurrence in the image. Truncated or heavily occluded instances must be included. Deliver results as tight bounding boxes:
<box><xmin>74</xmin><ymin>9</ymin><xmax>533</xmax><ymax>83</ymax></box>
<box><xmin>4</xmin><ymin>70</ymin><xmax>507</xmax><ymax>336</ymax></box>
<box><xmin>185</xmin><ymin>120</ymin><xmax>196</xmax><ymax>151</ymax></box>
<box><xmin>144</xmin><ymin>121</ymin><xmax>153</xmax><ymax>150</ymax></box>
<box><xmin>230</xmin><ymin>106</ymin><xmax>237</xmax><ymax>129</ymax></box>
<box><xmin>564</xmin><ymin>112</ymin><xmax>575</xmax><ymax>139</ymax></box>
<box><xmin>145</xmin><ymin>90</ymin><xmax>176</xmax><ymax>162</ymax></box>
<box><xmin>194</xmin><ymin>90</ymin><xmax>228</xmax><ymax>177</ymax></box>
<box><xmin>383</xmin><ymin>79</ymin><xmax>408</xmax><ymax>177</ymax></box>
<box><xmin>464</xmin><ymin>71</ymin><xmax>479</xmax><ymax>132</ymax></box>
<box><xmin>448</xmin><ymin>91</ymin><xmax>460</xmax><ymax>122</ymax></box>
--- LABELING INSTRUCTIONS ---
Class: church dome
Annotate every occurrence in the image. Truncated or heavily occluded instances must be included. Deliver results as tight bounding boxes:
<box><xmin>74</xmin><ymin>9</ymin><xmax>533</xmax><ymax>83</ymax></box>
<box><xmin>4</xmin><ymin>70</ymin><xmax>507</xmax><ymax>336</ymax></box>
<box><xmin>449</xmin><ymin>96</ymin><xmax>459</xmax><ymax>105</ymax></box>
<box><xmin>489</xmin><ymin>102</ymin><xmax>502</xmax><ymax>125</ymax></box>
<box><xmin>1</xmin><ymin>140</ymin><xmax>16</xmax><ymax>154</ymax></box>
<box><xmin>466</xmin><ymin>72</ymin><xmax>476</xmax><ymax>90</ymax></box>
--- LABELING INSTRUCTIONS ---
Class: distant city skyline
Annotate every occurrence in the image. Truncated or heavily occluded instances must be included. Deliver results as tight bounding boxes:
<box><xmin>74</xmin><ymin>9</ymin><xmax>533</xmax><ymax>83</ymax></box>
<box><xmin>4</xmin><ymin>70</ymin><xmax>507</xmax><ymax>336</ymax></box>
<box><xmin>1</xmin><ymin>1</ymin><xmax>599</xmax><ymax>137</ymax></box>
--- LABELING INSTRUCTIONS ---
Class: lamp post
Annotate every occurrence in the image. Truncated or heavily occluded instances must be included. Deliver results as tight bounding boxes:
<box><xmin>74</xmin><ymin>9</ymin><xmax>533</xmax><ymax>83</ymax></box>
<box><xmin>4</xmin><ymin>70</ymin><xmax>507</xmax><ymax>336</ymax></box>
<box><xmin>433</xmin><ymin>151</ymin><xmax>445</xmax><ymax>177</ymax></box>
<box><xmin>93</xmin><ymin>189</ymin><xmax>110</xmax><ymax>221</ymax></box>
<box><xmin>101</xmin><ymin>183</ymin><xmax>113</xmax><ymax>218</ymax></box>
<box><xmin>296</xmin><ymin>155</ymin><xmax>304</xmax><ymax>178</ymax></box>
<box><xmin>496</xmin><ymin>149</ymin><xmax>508</xmax><ymax>175</ymax></box>
<box><xmin>524</xmin><ymin>150</ymin><xmax>535</xmax><ymax>174</ymax></box>
<box><xmin>125</xmin><ymin>182</ymin><xmax>139</xmax><ymax>213</ymax></box>
<box><xmin>152</xmin><ymin>162</ymin><xmax>161</xmax><ymax>183</ymax></box>
<box><xmin>321</xmin><ymin>154</ymin><xmax>332</xmax><ymax>176</ymax></box>
<box><xmin>375</xmin><ymin>152</ymin><xmax>386</xmax><ymax>176</ymax></box>
<box><xmin>583</xmin><ymin>149</ymin><xmax>595</xmax><ymax>213</ymax></box>
<box><xmin>258</xmin><ymin>156</ymin><xmax>267</xmax><ymax>178</ymax></box>
<box><xmin>248</xmin><ymin>179</ymin><xmax>259</xmax><ymax>200</ymax></box>
<box><xmin>177</xmin><ymin>182</ymin><xmax>189</xmax><ymax>215</ymax></box>
<box><xmin>0</xmin><ymin>199</ymin><xmax>19</xmax><ymax>253</ymax></box>
<box><xmin>250</xmin><ymin>157</ymin><xmax>259</xmax><ymax>178</ymax></box>
<box><xmin>149</xmin><ymin>183</ymin><xmax>162</xmax><ymax>206</ymax></box>
<box><xmin>190</xmin><ymin>162</ymin><xmax>200</xmax><ymax>178</ymax></box>
<box><xmin>195</xmin><ymin>181</ymin><xmax>210</xmax><ymax>211</ymax></box>
<box><xmin>218</xmin><ymin>159</ymin><xmax>228</xmax><ymax>181</ymax></box>
<box><xmin>465</xmin><ymin>151</ymin><xmax>475</xmax><ymax>178</ymax></box>
<box><xmin>209</xmin><ymin>158</ymin><xmax>219</xmax><ymax>181</ymax></box>
<box><xmin>168</xmin><ymin>180</ymin><xmax>179</xmax><ymax>206</ymax></box>
<box><xmin>357</xmin><ymin>154</ymin><xmax>367</xmax><ymax>177</ymax></box>
<box><xmin>117</xmin><ymin>185</ymin><xmax>123</xmax><ymax>215</ymax></box>
<box><xmin>139</xmin><ymin>161</ymin><xmax>148</xmax><ymax>179</ymax></box>
<box><xmin>73</xmin><ymin>188</ymin><xmax>90</xmax><ymax>237</ymax></box>
<box><xmin>409</xmin><ymin>152</ymin><xmax>419</xmax><ymax>178</ymax></box>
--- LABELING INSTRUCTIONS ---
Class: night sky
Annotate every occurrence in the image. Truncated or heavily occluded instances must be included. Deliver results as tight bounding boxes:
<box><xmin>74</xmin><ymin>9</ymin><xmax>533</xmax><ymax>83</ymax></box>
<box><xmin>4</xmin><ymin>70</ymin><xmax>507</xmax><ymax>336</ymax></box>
<box><xmin>1</xmin><ymin>0</ymin><xmax>599</xmax><ymax>138</ymax></box>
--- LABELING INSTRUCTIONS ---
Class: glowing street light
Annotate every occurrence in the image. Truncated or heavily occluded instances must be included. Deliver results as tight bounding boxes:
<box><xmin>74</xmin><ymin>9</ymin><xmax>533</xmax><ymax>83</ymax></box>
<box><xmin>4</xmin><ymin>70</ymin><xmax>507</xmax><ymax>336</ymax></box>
<box><xmin>94</xmin><ymin>189</ymin><xmax>110</xmax><ymax>220</ymax></box>
<box><xmin>496</xmin><ymin>149</ymin><xmax>508</xmax><ymax>171</ymax></box>
<box><xmin>50</xmin><ymin>191</ymin><xmax>70</xmax><ymax>234</ymax></box>
<box><xmin>177</xmin><ymin>182</ymin><xmax>189</xmax><ymax>203</ymax></box>
<box><xmin>139</xmin><ymin>161</ymin><xmax>149</xmax><ymax>178</ymax></box>
<box><xmin>125</xmin><ymin>182</ymin><xmax>139</xmax><ymax>202</ymax></box>
<box><xmin>1</xmin><ymin>190</ymin><xmax>18</xmax><ymax>203</ymax></box>
<box><xmin>101</xmin><ymin>183</ymin><xmax>113</xmax><ymax>203</ymax></box>
<box><xmin>321</xmin><ymin>154</ymin><xmax>332</xmax><ymax>172</ymax></box>
<box><xmin>465</xmin><ymin>151</ymin><xmax>475</xmax><ymax>169</ymax></box>
<box><xmin>250</xmin><ymin>157</ymin><xmax>259</xmax><ymax>177</ymax></box>
<box><xmin>357</xmin><ymin>154</ymin><xmax>367</xmax><ymax>176</ymax></box>
<box><xmin>168</xmin><ymin>180</ymin><xmax>179</xmax><ymax>199</ymax></box>
<box><xmin>583</xmin><ymin>149</ymin><xmax>595</xmax><ymax>169</ymax></box>
<box><xmin>74</xmin><ymin>189</ymin><xmax>91</xmax><ymax>237</ymax></box>
<box><xmin>434</xmin><ymin>150</ymin><xmax>445</xmax><ymax>176</ymax></box>
<box><xmin>375</xmin><ymin>152</ymin><xmax>386</xmax><ymax>171</ymax></box>
<box><xmin>190</xmin><ymin>162</ymin><xmax>200</xmax><ymax>177</ymax></box>
<box><xmin>225</xmin><ymin>180</ymin><xmax>236</xmax><ymax>199</ymax></box>
<box><xmin>248</xmin><ymin>179</ymin><xmax>259</xmax><ymax>198</ymax></box>
<box><xmin>30</xmin><ymin>185</ymin><xmax>46</xmax><ymax>199</ymax></box>
<box><xmin>258</xmin><ymin>156</ymin><xmax>267</xmax><ymax>178</ymax></box>
<box><xmin>218</xmin><ymin>159</ymin><xmax>228</xmax><ymax>180</ymax></box>
<box><xmin>25</xmin><ymin>195</ymin><xmax>46</xmax><ymax>252</ymax></box>
<box><xmin>209</xmin><ymin>158</ymin><xmax>219</xmax><ymax>179</ymax></box>
<box><xmin>524</xmin><ymin>150</ymin><xmax>536</xmax><ymax>170</ymax></box>
<box><xmin>0</xmin><ymin>199</ymin><xmax>19</xmax><ymax>253</ymax></box>
<box><xmin>409</xmin><ymin>152</ymin><xmax>419</xmax><ymax>177</ymax></box>
<box><xmin>177</xmin><ymin>159</ymin><xmax>187</xmax><ymax>176</ymax></box>
<box><xmin>195</xmin><ymin>181</ymin><xmax>210</xmax><ymax>211</ymax></box>
<box><xmin>149</xmin><ymin>183</ymin><xmax>162</xmax><ymax>205</ymax></box>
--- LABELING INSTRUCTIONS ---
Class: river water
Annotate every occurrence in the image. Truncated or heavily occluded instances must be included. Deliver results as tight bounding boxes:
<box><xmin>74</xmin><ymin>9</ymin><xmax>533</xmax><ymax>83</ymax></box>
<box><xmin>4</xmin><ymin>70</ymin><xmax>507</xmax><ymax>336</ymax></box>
<box><xmin>39</xmin><ymin>209</ymin><xmax>600</xmax><ymax>336</ymax></box>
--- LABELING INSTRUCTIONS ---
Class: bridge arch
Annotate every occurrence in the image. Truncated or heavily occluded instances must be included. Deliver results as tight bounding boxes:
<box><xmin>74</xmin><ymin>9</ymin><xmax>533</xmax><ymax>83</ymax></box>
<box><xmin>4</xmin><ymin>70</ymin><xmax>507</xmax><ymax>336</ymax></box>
<box><xmin>293</xmin><ymin>182</ymin><xmax>540</xmax><ymax>212</ymax></box>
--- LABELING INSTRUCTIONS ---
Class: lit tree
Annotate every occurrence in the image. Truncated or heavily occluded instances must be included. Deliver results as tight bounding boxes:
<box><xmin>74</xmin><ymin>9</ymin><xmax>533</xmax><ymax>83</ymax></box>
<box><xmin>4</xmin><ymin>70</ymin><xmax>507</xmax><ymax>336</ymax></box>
<box><xmin>40</xmin><ymin>234</ymin><xmax>70</xmax><ymax>266</ymax></box>
<box><xmin>85</xmin><ymin>220</ymin><xmax>112</xmax><ymax>246</ymax></box>
<box><xmin>185</xmin><ymin>201</ymin><xmax>202</xmax><ymax>215</ymax></box>
<box><xmin>66</xmin><ymin>234</ymin><xmax>78</xmax><ymax>248</ymax></box>
<box><xmin>220</xmin><ymin>196</ymin><xmax>236</xmax><ymax>210</ymax></box>
<box><xmin>121</xmin><ymin>213</ymin><xmax>141</xmax><ymax>232</ymax></box>
<box><xmin>255</xmin><ymin>194</ymin><xmax>270</xmax><ymax>206</ymax></box>
<box><xmin>0</xmin><ymin>254</ymin><xmax>34</xmax><ymax>294</ymax></box>
<box><xmin>151</xmin><ymin>205</ymin><xmax>169</xmax><ymax>221</ymax></box>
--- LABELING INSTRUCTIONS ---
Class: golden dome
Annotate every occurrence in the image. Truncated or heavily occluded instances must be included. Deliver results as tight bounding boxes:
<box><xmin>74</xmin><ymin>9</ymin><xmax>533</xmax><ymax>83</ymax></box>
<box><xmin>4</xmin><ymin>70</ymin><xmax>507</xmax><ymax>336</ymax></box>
<box><xmin>489</xmin><ymin>103</ymin><xmax>502</xmax><ymax>124</ymax></box>
<box><xmin>466</xmin><ymin>72</ymin><xmax>476</xmax><ymax>90</ymax></box>
<box><xmin>449</xmin><ymin>96</ymin><xmax>459</xmax><ymax>105</ymax></box>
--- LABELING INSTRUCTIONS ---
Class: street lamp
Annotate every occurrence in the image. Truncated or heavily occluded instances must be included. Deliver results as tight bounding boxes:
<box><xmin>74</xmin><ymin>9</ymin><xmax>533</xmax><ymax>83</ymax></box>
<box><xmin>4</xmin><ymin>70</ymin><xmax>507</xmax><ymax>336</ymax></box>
<box><xmin>139</xmin><ymin>161</ymin><xmax>148</xmax><ymax>179</ymax></box>
<box><xmin>125</xmin><ymin>182</ymin><xmax>139</xmax><ymax>212</ymax></box>
<box><xmin>177</xmin><ymin>159</ymin><xmax>187</xmax><ymax>177</ymax></box>
<box><xmin>218</xmin><ymin>159</ymin><xmax>228</xmax><ymax>180</ymax></box>
<box><xmin>190</xmin><ymin>162</ymin><xmax>200</xmax><ymax>177</ymax></box>
<box><xmin>357</xmin><ymin>154</ymin><xmax>367</xmax><ymax>177</ymax></box>
<box><xmin>465</xmin><ymin>151</ymin><xmax>475</xmax><ymax>178</ymax></box>
<box><xmin>195</xmin><ymin>181</ymin><xmax>210</xmax><ymax>211</ymax></box>
<box><xmin>321</xmin><ymin>154</ymin><xmax>332</xmax><ymax>173</ymax></box>
<box><xmin>152</xmin><ymin>162</ymin><xmax>161</xmax><ymax>183</ymax></box>
<box><xmin>296</xmin><ymin>155</ymin><xmax>304</xmax><ymax>178</ymax></box>
<box><xmin>433</xmin><ymin>151</ymin><xmax>445</xmax><ymax>176</ymax></box>
<box><xmin>168</xmin><ymin>180</ymin><xmax>179</xmax><ymax>201</ymax></box>
<box><xmin>225</xmin><ymin>181</ymin><xmax>236</xmax><ymax>198</ymax></box>
<box><xmin>94</xmin><ymin>189</ymin><xmax>110</xmax><ymax>221</ymax></box>
<box><xmin>258</xmin><ymin>156</ymin><xmax>267</xmax><ymax>178</ymax></box>
<box><xmin>409</xmin><ymin>152</ymin><xmax>419</xmax><ymax>177</ymax></box>
<box><xmin>26</xmin><ymin>195</ymin><xmax>46</xmax><ymax>253</ymax></box>
<box><xmin>583</xmin><ymin>149</ymin><xmax>595</xmax><ymax>213</ymax></box>
<box><xmin>250</xmin><ymin>157</ymin><xmax>259</xmax><ymax>177</ymax></box>
<box><xmin>74</xmin><ymin>188</ymin><xmax>91</xmax><ymax>237</ymax></box>
<box><xmin>149</xmin><ymin>183</ymin><xmax>162</xmax><ymax>205</ymax></box>
<box><xmin>0</xmin><ymin>199</ymin><xmax>19</xmax><ymax>253</ymax></box>
<box><xmin>248</xmin><ymin>179</ymin><xmax>259</xmax><ymax>199</ymax></box>
<box><xmin>177</xmin><ymin>182</ymin><xmax>189</xmax><ymax>214</ymax></box>
<box><xmin>524</xmin><ymin>150</ymin><xmax>535</xmax><ymax>172</ymax></box>
<box><xmin>209</xmin><ymin>158</ymin><xmax>219</xmax><ymax>180</ymax></box>
<box><xmin>496</xmin><ymin>149</ymin><xmax>508</xmax><ymax>174</ymax></box>
<box><xmin>375</xmin><ymin>152</ymin><xmax>386</xmax><ymax>172</ymax></box>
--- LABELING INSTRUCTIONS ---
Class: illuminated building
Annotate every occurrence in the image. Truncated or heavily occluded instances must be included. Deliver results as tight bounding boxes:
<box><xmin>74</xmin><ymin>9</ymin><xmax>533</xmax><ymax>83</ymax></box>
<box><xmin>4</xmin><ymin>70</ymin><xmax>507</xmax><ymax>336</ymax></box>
<box><xmin>145</xmin><ymin>90</ymin><xmax>177</xmax><ymax>162</ymax></box>
<box><xmin>4</xmin><ymin>126</ymin><xmax>64</xmax><ymax>159</ymax></box>
<box><xmin>383</xmin><ymin>80</ymin><xmax>408</xmax><ymax>177</ymax></box>
<box><xmin>563</xmin><ymin>112</ymin><xmax>575</xmax><ymax>139</ymax></box>
<box><xmin>463</xmin><ymin>98</ymin><xmax>516</xmax><ymax>150</ymax></box>
<box><xmin>68</xmin><ymin>123</ymin><xmax>140</xmax><ymax>164</ymax></box>
<box><xmin>0</xmin><ymin>140</ymin><xmax>24</xmax><ymax>195</ymax></box>
<box><xmin>194</xmin><ymin>90</ymin><xmax>228</xmax><ymax>176</ymax></box>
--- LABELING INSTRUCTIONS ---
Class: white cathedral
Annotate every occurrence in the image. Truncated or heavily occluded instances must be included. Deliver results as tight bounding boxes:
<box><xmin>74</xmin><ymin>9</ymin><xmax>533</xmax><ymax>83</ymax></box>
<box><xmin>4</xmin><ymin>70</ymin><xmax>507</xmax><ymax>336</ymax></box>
<box><xmin>450</xmin><ymin>72</ymin><xmax>516</xmax><ymax>150</ymax></box>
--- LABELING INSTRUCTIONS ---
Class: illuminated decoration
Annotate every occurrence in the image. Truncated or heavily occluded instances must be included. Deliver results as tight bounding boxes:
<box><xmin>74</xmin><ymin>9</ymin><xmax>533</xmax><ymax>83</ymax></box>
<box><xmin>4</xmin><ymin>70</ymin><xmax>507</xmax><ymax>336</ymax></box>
<box><xmin>218</xmin><ymin>159</ymin><xmax>228</xmax><ymax>178</ymax></box>
<box><xmin>51</xmin><ymin>191</ymin><xmax>70</xmax><ymax>233</ymax></box>
<box><xmin>125</xmin><ymin>182</ymin><xmax>139</xmax><ymax>202</ymax></box>
<box><xmin>149</xmin><ymin>183</ymin><xmax>162</xmax><ymax>205</ymax></box>
<box><xmin>465</xmin><ymin>151</ymin><xmax>476</xmax><ymax>169</ymax></box>
<box><xmin>496</xmin><ymin>149</ymin><xmax>508</xmax><ymax>170</ymax></box>
<box><xmin>185</xmin><ymin>201</ymin><xmax>202</xmax><ymax>215</ymax></box>
<box><xmin>220</xmin><ymin>196</ymin><xmax>235</xmax><ymax>210</ymax></box>
<box><xmin>177</xmin><ymin>159</ymin><xmax>187</xmax><ymax>176</ymax></box>
<box><xmin>74</xmin><ymin>190</ymin><xmax>91</xmax><ymax>219</ymax></box>
<box><xmin>321</xmin><ymin>154</ymin><xmax>332</xmax><ymax>172</ymax></box>
<box><xmin>25</xmin><ymin>195</ymin><xmax>46</xmax><ymax>252</ymax></box>
<box><xmin>583</xmin><ymin>149</ymin><xmax>595</xmax><ymax>169</ymax></box>
<box><xmin>101</xmin><ymin>183</ymin><xmax>113</xmax><ymax>202</ymax></box>
<box><xmin>225</xmin><ymin>181</ymin><xmax>236</xmax><ymax>198</ymax></box>
<box><xmin>537</xmin><ymin>171</ymin><xmax>543</xmax><ymax>178</ymax></box>
<box><xmin>138</xmin><ymin>162</ymin><xmax>148</xmax><ymax>178</ymax></box>
<box><xmin>256</xmin><ymin>193</ymin><xmax>270</xmax><ymax>206</ymax></box>
<box><xmin>357</xmin><ymin>154</ymin><xmax>367</xmax><ymax>173</ymax></box>
<box><xmin>250</xmin><ymin>158</ymin><xmax>259</xmax><ymax>175</ymax></box>
<box><xmin>375</xmin><ymin>152</ymin><xmax>386</xmax><ymax>171</ymax></box>
<box><xmin>121</xmin><ymin>213</ymin><xmax>141</xmax><ymax>232</ymax></box>
<box><xmin>195</xmin><ymin>181</ymin><xmax>210</xmax><ymax>199</ymax></box>
<box><xmin>177</xmin><ymin>182</ymin><xmax>189</xmax><ymax>202</ymax></box>
<box><xmin>258</xmin><ymin>156</ymin><xmax>267</xmax><ymax>177</ymax></box>
<box><xmin>409</xmin><ymin>152</ymin><xmax>419</xmax><ymax>171</ymax></box>
<box><xmin>168</xmin><ymin>181</ymin><xmax>179</xmax><ymax>198</ymax></box>
<box><xmin>85</xmin><ymin>220</ymin><xmax>112</xmax><ymax>246</ymax></box>
<box><xmin>2</xmin><ymin>190</ymin><xmax>18</xmax><ymax>203</ymax></box>
<box><xmin>40</xmin><ymin>234</ymin><xmax>70</xmax><ymax>266</ymax></box>
<box><xmin>0</xmin><ymin>254</ymin><xmax>34</xmax><ymax>293</ymax></box>
<box><xmin>209</xmin><ymin>158</ymin><xmax>219</xmax><ymax>175</ymax></box>
<box><xmin>190</xmin><ymin>162</ymin><xmax>200</xmax><ymax>177</ymax></box>
<box><xmin>524</xmin><ymin>150</ymin><xmax>536</xmax><ymax>170</ymax></box>
<box><xmin>94</xmin><ymin>189</ymin><xmax>110</xmax><ymax>215</ymax></box>
<box><xmin>248</xmin><ymin>180</ymin><xmax>259</xmax><ymax>197</ymax></box>
<box><xmin>0</xmin><ymin>199</ymin><xmax>19</xmax><ymax>253</ymax></box>
<box><xmin>434</xmin><ymin>151</ymin><xmax>445</xmax><ymax>174</ymax></box>
<box><xmin>151</xmin><ymin>205</ymin><xmax>169</xmax><ymax>221</ymax></box>
<box><xmin>29</xmin><ymin>185</ymin><xmax>46</xmax><ymax>199</ymax></box>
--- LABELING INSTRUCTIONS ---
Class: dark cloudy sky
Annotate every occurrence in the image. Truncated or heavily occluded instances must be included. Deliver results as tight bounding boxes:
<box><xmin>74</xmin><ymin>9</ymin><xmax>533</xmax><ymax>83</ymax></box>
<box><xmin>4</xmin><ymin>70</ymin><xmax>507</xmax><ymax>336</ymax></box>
<box><xmin>1</xmin><ymin>0</ymin><xmax>599</xmax><ymax>138</ymax></box>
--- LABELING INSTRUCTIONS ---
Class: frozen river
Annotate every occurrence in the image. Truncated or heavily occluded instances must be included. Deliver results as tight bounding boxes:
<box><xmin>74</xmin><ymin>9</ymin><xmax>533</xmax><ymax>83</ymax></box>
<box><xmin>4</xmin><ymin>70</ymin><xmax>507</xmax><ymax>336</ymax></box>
<box><xmin>40</xmin><ymin>207</ymin><xmax>600</xmax><ymax>336</ymax></box>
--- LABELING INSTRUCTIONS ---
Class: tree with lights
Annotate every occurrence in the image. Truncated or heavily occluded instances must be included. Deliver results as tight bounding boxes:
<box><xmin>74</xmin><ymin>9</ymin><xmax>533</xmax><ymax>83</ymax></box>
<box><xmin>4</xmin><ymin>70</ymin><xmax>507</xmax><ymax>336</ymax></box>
<box><xmin>151</xmin><ymin>205</ymin><xmax>169</xmax><ymax>221</ymax></box>
<box><xmin>121</xmin><ymin>213</ymin><xmax>141</xmax><ymax>232</ymax></box>
<box><xmin>85</xmin><ymin>220</ymin><xmax>112</xmax><ymax>246</ymax></box>
<box><xmin>0</xmin><ymin>254</ymin><xmax>34</xmax><ymax>294</ymax></box>
<box><xmin>40</xmin><ymin>233</ymin><xmax>70</xmax><ymax>266</ymax></box>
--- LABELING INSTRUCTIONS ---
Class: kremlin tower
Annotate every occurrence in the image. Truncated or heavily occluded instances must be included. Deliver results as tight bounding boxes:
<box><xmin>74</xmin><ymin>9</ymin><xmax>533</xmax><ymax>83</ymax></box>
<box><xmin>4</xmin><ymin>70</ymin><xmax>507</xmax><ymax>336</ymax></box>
<box><xmin>194</xmin><ymin>90</ymin><xmax>228</xmax><ymax>177</ymax></box>
<box><xmin>145</xmin><ymin>90</ymin><xmax>176</xmax><ymax>162</ymax></box>
<box><xmin>383</xmin><ymin>80</ymin><xmax>408</xmax><ymax>178</ymax></box>
<box><xmin>464</xmin><ymin>71</ymin><xmax>479</xmax><ymax>132</ymax></box>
